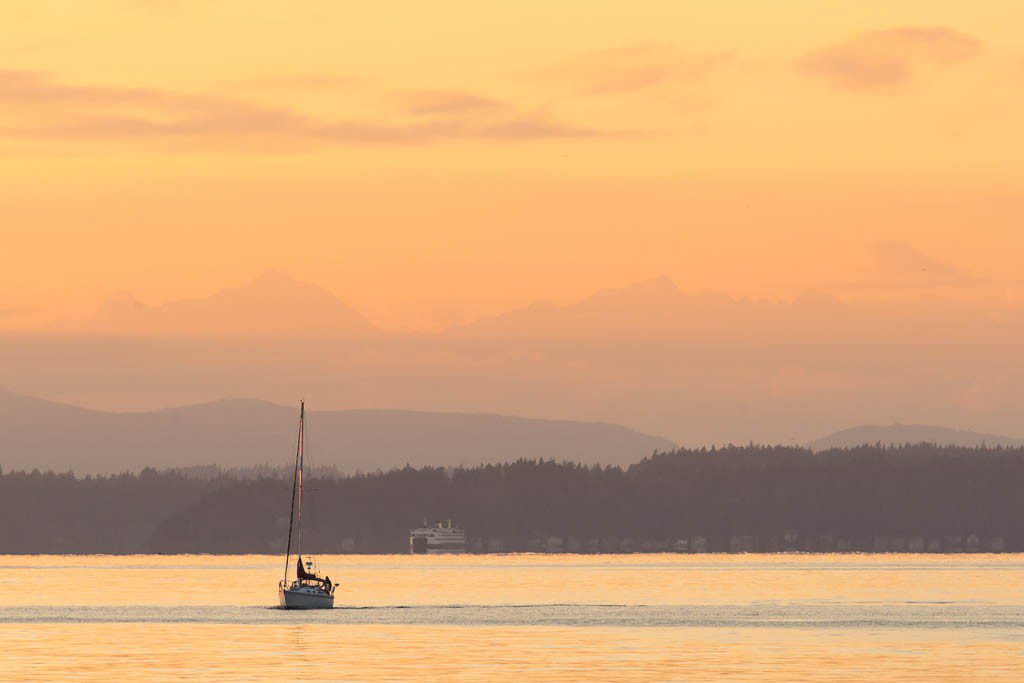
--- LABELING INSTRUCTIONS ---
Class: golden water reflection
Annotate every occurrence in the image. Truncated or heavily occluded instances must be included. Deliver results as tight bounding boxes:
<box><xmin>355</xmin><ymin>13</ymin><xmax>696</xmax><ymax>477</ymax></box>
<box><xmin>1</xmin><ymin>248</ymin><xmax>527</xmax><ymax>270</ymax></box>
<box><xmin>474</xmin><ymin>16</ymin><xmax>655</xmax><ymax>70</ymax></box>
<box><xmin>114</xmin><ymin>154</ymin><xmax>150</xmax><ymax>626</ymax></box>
<box><xmin>1</xmin><ymin>554</ymin><xmax>1022</xmax><ymax>681</ymax></box>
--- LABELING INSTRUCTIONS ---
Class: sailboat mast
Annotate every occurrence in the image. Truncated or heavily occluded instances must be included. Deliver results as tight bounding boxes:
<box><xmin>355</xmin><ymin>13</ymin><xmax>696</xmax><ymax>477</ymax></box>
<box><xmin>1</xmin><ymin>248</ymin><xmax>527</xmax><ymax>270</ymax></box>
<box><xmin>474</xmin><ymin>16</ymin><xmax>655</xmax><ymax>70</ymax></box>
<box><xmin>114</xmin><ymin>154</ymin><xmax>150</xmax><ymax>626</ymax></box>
<box><xmin>296</xmin><ymin>401</ymin><xmax>305</xmax><ymax>560</ymax></box>
<box><xmin>282</xmin><ymin>401</ymin><xmax>304</xmax><ymax>583</ymax></box>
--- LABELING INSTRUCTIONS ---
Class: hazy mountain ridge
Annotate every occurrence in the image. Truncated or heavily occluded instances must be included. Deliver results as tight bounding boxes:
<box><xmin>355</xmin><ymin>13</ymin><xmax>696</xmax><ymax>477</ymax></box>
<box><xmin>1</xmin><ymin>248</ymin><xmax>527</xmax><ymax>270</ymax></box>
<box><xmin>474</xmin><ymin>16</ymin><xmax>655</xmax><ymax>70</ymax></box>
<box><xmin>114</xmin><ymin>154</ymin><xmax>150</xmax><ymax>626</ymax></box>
<box><xmin>6</xmin><ymin>272</ymin><xmax>1024</xmax><ymax>446</ymax></box>
<box><xmin>81</xmin><ymin>270</ymin><xmax>1024</xmax><ymax>342</ymax></box>
<box><xmin>808</xmin><ymin>424</ymin><xmax>1024</xmax><ymax>451</ymax></box>
<box><xmin>91</xmin><ymin>270</ymin><xmax>377</xmax><ymax>336</ymax></box>
<box><xmin>0</xmin><ymin>390</ymin><xmax>675</xmax><ymax>474</ymax></box>
<box><xmin>447</xmin><ymin>276</ymin><xmax>1019</xmax><ymax>343</ymax></box>
<box><xmin>450</xmin><ymin>276</ymin><xmax>862</xmax><ymax>340</ymax></box>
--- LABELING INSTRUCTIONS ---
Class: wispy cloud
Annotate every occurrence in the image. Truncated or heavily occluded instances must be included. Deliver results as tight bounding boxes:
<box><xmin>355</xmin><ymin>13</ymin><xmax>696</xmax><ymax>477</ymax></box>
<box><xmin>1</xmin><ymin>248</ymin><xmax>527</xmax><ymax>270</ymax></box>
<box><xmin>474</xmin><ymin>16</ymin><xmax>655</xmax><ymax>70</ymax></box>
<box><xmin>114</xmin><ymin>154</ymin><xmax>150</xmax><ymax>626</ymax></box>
<box><xmin>397</xmin><ymin>90</ymin><xmax>508</xmax><ymax>116</ymax></box>
<box><xmin>475</xmin><ymin>113</ymin><xmax>606</xmax><ymax>140</ymax></box>
<box><xmin>0</xmin><ymin>69</ymin><xmax>194</xmax><ymax>106</ymax></box>
<box><xmin>867</xmin><ymin>241</ymin><xmax>969</xmax><ymax>285</ymax></box>
<box><xmin>0</xmin><ymin>306</ymin><xmax>38</xmax><ymax>320</ymax></box>
<box><xmin>0</xmin><ymin>70</ymin><xmax>605</xmax><ymax>146</ymax></box>
<box><xmin>829</xmin><ymin>242</ymin><xmax>980</xmax><ymax>293</ymax></box>
<box><xmin>541</xmin><ymin>44</ymin><xmax>733</xmax><ymax>95</ymax></box>
<box><xmin>17</xmin><ymin>112</ymin><xmax>605</xmax><ymax>145</ymax></box>
<box><xmin>798</xmin><ymin>27</ymin><xmax>982</xmax><ymax>92</ymax></box>
<box><xmin>227</xmin><ymin>74</ymin><xmax>357</xmax><ymax>91</ymax></box>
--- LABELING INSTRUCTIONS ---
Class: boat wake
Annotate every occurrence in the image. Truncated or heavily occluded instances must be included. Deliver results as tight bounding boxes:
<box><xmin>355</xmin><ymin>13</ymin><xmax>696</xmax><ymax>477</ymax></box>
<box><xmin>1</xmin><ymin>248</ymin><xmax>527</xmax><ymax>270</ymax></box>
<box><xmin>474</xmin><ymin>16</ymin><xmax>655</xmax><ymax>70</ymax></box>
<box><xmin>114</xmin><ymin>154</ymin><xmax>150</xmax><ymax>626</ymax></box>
<box><xmin>4</xmin><ymin>603</ymin><xmax>1023</xmax><ymax>629</ymax></box>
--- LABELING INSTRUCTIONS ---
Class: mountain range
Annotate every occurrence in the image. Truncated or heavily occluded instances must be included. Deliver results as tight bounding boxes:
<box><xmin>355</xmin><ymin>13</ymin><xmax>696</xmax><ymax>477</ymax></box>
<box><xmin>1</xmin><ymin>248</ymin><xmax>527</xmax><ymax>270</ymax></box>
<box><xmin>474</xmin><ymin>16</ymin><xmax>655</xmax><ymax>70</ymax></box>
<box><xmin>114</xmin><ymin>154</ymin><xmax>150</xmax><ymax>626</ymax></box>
<box><xmin>5</xmin><ymin>270</ymin><xmax>1024</xmax><ymax>446</ymax></box>
<box><xmin>64</xmin><ymin>269</ymin><xmax>1024</xmax><ymax>343</ymax></box>
<box><xmin>78</xmin><ymin>271</ymin><xmax>894</xmax><ymax>341</ymax></box>
<box><xmin>4</xmin><ymin>388</ymin><xmax>1021</xmax><ymax>475</ymax></box>
<box><xmin>0</xmin><ymin>389</ymin><xmax>674</xmax><ymax>474</ymax></box>
<box><xmin>807</xmin><ymin>424</ymin><xmax>1024</xmax><ymax>451</ymax></box>
<box><xmin>91</xmin><ymin>270</ymin><xmax>376</xmax><ymax>336</ymax></box>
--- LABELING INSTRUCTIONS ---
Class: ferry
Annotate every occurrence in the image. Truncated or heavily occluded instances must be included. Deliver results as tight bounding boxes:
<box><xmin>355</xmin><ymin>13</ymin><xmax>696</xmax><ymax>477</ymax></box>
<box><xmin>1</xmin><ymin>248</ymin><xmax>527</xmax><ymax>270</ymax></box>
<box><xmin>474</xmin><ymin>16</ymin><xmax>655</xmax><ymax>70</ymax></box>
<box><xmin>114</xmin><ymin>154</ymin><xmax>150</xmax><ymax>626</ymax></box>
<box><xmin>410</xmin><ymin>519</ymin><xmax>466</xmax><ymax>554</ymax></box>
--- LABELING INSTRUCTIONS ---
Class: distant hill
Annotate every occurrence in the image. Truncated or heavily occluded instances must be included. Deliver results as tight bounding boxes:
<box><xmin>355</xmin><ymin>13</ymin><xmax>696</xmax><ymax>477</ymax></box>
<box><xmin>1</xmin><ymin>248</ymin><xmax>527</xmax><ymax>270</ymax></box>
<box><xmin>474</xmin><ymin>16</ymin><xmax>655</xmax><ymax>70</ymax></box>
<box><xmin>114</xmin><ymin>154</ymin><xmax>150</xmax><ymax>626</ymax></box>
<box><xmin>91</xmin><ymin>270</ymin><xmax>377</xmax><ymax>336</ymax></box>
<box><xmin>807</xmin><ymin>424</ymin><xmax>1024</xmax><ymax>451</ymax></box>
<box><xmin>0</xmin><ymin>390</ymin><xmax>674</xmax><ymax>474</ymax></box>
<box><xmin>12</xmin><ymin>272</ymin><xmax>1024</xmax><ymax>448</ymax></box>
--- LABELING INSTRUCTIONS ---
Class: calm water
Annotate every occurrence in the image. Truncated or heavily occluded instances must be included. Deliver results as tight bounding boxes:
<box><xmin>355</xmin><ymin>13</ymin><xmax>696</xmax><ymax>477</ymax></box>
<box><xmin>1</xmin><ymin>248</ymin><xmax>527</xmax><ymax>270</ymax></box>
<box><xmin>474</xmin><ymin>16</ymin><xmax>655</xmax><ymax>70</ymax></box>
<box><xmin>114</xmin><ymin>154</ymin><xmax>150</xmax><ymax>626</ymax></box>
<box><xmin>1</xmin><ymin>554</ymin><xmax>1022</xmax><ymax>680</ymax></box>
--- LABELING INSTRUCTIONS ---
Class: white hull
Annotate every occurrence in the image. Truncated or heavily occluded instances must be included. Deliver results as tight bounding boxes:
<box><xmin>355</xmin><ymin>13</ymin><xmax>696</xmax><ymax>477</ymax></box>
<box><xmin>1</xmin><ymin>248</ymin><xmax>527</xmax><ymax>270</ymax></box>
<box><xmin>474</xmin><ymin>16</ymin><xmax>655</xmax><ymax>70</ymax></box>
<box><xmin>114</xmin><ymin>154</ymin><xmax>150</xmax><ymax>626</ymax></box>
<box><xmin>410</xmin><ymin>521</ymin><xmax>466</xmax><ymax>554</ymax></box>
<box><xmin>279</xmin><ymin>586</ymin><xmax>334</xmax><ymax>609</ymax></box>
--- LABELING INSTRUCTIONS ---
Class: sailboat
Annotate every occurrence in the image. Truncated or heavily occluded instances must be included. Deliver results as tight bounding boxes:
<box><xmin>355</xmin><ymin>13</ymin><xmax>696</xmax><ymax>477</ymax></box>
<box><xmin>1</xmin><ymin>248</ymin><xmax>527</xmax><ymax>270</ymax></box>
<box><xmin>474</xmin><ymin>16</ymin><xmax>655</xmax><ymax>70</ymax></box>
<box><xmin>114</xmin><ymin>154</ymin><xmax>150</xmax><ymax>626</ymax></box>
<box><xmin>278</xmin><ymin>401</ymin><xmax>336</xmax><ymax>609</ymax></box>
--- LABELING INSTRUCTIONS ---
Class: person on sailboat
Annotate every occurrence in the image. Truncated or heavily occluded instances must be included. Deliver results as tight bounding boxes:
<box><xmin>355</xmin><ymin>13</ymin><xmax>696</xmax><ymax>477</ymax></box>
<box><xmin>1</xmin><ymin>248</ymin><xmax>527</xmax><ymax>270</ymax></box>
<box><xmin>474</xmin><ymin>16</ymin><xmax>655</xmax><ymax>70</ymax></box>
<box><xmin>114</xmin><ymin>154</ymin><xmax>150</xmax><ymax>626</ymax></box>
<box><xmin>278</xmin><ymin>402</ymin><xmax>336</xmax><ymax>608</ymax></box>
<box><xmin>296</xmin><ymin>556</ymin><xmax>334</xmax><ymax>593</ymax></box>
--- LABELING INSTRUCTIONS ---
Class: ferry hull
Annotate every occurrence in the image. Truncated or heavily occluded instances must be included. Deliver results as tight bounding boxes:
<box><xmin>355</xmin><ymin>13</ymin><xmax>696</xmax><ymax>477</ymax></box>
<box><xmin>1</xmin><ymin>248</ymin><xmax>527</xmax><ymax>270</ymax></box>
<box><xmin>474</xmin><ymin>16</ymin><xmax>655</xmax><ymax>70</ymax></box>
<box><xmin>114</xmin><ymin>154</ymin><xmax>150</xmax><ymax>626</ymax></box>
<box><xmin>279</xmin><ymin>587</ymin><xmax>334</xmax><ymax>609</ymax></box>
<box><xmin>410</xmin><ymin>521</ymin><xmax>467</xmax><ymax>554</ymax></box>
<box><xmin>411</xmin><ymin>541</ymin><xmax>466</xmax><ymax>554</ymax></box>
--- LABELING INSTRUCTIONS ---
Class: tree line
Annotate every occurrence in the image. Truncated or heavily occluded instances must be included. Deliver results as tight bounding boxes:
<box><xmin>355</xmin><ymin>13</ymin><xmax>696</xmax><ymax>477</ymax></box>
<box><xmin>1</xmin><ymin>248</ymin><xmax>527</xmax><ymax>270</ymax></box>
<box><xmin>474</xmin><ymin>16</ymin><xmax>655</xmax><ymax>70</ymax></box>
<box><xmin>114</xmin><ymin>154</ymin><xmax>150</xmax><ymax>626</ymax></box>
<box><xmin>3</xmin><ymin>443</ymin><xmax>1024</xmax><ymax>553</ymax></box>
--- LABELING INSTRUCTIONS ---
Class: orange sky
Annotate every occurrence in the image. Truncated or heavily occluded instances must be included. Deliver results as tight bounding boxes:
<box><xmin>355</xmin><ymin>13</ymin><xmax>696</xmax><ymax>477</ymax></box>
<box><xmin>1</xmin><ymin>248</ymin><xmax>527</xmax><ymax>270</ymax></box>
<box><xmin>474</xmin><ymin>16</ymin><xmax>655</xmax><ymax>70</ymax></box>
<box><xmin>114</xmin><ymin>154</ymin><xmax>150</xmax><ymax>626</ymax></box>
<box><xmin>2</xmin><ymin>0</ymin><xmax>1023</xmax><ymax>331</ymax></box>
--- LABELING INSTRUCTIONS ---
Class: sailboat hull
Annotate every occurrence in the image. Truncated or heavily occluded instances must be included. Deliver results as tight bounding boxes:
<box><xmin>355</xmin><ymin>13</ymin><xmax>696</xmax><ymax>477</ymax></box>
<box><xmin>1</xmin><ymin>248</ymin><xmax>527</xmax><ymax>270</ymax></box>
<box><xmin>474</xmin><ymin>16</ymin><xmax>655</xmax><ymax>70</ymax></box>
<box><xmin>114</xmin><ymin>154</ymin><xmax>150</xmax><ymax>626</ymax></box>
<box><xmin>279</xmin><ymin>586</ymin><xmax>334</xmax><ymax>609</ymax></box>
<box><xmin>277</xmin><ymin>403</ymin><xmax>336</xmax><ymax>610</ymax></box>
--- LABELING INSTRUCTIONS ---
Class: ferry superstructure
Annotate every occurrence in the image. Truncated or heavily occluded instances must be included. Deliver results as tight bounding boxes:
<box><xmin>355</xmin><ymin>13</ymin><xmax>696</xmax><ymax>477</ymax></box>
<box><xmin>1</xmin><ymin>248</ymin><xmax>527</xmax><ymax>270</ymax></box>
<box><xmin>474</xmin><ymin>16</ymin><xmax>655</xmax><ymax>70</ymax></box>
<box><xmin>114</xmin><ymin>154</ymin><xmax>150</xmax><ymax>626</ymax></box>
<box><xmin>409</xmin><ymin>519</ymin><xmax>466</xmax><ymax>554</ymax></box>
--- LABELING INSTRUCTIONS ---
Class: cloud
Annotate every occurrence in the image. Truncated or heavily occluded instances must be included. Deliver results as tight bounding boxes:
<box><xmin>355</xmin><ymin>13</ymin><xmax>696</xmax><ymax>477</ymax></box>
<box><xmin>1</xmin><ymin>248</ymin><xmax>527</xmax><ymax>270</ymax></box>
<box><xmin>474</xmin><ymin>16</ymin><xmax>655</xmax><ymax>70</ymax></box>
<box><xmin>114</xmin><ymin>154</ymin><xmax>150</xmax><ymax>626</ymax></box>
<box><xmin>228</xmin><ymin>75</ymin><xmax>357</xmax><ymax>91</ymax></box>
<box><xmin>475</xmin><ymin>113</ymin><xmax>607</xmax><ymax>140</ymax></box>
<box><xmin>798</xmin><ymin>27</ymin><xmax>982</xmax><ymax>92</ymax></box>
<box><xmin>0</xmin><ymin>306</ymin><xmax>38</xmax><ymax>320</ymax></box>
<box><xmin>0</xmin><ymin>69</ymin><xmax>191</xmax><ymax>106</ymax></box>
<box><xmin>867</xmin><ymin>241</ymin><xmax>966</xmax><ymax>284</ymax></box>
<box><xmin>27</xmin><ymin>109</ymin><xmax>308</xmax><ymax>139</ymax></box>
<box><xmin>0</xmin><ymin>70</ymin><xmax>604</xmax><ymax>146</ymax></box>
<box><xmin>829</xmin><ymin>242</ymin><xmax>979</xmax><ymax>293</ymax></box>
<box><xmin>19</xmin><ymin>110</ymin><xmax>603</xmax><ymax>145</ymax></box>
<box><xmin>542</xmin><ymin>44</ymin><xmax>733</xmax><ymax>95</ymax></box>
<box><xmin>397</xmin><ymin>90</ymin><xmax>508</xmax><ymax>116</ymax></box>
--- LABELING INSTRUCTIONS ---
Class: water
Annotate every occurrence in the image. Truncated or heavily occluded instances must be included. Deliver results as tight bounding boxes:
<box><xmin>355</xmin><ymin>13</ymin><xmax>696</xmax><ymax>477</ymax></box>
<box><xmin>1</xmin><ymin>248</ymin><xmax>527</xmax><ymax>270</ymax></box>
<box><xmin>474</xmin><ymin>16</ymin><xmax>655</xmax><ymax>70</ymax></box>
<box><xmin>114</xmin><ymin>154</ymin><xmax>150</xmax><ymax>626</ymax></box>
<box><xmin>1</xmin><ymin>554</ymin><xmax>1022</xmax><ymax>680</ymax></box>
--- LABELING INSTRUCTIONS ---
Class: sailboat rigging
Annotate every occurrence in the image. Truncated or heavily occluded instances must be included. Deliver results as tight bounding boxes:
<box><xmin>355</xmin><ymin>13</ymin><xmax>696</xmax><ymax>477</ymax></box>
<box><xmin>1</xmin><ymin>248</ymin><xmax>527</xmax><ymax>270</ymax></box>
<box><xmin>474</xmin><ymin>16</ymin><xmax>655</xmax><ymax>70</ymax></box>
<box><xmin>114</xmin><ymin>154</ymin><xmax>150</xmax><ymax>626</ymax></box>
<box><xmin>278</xmin><ymin>401</ymin><xmax>336</xmax><ymax>609</ymax></box>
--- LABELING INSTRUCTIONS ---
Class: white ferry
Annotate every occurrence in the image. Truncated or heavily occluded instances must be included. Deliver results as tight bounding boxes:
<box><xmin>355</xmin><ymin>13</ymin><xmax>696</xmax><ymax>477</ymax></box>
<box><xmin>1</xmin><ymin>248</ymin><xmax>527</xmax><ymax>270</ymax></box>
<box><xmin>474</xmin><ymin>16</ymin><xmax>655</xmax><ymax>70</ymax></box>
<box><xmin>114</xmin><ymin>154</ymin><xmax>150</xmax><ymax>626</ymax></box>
<box><xmin>410</xmin><ymin>519</ymin><xmax>466</xmax><ymax>554</ymax></box>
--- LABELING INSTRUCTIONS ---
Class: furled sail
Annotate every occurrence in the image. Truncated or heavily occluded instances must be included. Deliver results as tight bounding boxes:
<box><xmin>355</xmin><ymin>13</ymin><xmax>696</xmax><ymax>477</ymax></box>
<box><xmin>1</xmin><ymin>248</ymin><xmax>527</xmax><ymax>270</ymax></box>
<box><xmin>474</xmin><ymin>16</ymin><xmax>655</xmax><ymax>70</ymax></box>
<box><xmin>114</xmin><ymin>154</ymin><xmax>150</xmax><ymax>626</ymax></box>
<box><xmin>279</xmin><ymin>402</ymin><xmax>336</xmax><ymax>608</ymax></box>
<box><xmin>296</xmin><ymin>556</ymin><xmax>333</xmax><ymax>592</ymax></box>
<box><xmin>296</xmin><ymin>556</ymin><xmax>318</xmax><ymax>581</ymax></box>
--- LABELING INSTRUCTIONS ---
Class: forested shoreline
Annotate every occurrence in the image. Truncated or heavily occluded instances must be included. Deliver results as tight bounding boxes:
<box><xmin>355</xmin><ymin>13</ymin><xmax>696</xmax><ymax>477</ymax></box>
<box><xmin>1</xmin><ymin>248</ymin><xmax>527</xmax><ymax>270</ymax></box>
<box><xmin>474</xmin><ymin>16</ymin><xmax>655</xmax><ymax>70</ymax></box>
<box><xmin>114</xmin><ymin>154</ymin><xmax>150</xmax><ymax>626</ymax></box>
<box><xmin>4</xmin><ymin>443</ymin><xmax>1024</xmax><ymax>554</ymax></box>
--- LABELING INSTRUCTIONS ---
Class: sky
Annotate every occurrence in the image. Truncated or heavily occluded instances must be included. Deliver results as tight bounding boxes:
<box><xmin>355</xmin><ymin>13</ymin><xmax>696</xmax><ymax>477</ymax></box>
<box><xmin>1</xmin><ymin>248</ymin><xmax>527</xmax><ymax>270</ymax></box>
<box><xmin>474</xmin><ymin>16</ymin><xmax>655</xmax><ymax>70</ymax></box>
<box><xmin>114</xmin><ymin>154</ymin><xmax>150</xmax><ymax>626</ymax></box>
<box><xmin>1</xmin><ymin>0</ymin><xmax>1023</xmax><ymax>332</ymax></box>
